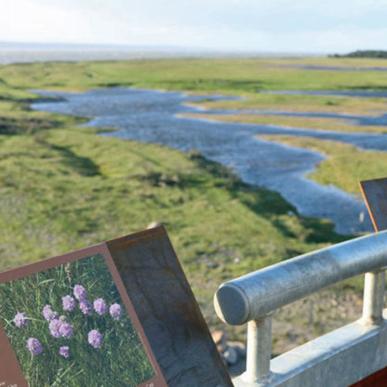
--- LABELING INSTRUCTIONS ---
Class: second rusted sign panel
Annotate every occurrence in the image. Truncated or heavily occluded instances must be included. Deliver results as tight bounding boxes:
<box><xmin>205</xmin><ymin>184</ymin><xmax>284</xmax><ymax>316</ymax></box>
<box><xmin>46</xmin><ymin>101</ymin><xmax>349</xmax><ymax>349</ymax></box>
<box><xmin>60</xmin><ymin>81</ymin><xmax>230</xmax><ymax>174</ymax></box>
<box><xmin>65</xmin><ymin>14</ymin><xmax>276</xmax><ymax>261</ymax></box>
<box><xmin>360</xmin><ymin>177</ymin><xmax>387</xmax><ymax>231</ymax></box>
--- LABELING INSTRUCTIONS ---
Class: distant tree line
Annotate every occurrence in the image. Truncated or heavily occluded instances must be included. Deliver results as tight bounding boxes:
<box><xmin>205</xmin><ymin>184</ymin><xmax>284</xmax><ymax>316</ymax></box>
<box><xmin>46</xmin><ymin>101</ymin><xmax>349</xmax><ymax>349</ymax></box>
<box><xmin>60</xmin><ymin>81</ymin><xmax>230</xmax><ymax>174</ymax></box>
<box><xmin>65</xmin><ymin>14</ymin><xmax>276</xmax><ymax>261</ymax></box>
<box><xmin>330</xmin><ymin>50</ymin><xmax>387</xmax><ymax>59</ymax></box>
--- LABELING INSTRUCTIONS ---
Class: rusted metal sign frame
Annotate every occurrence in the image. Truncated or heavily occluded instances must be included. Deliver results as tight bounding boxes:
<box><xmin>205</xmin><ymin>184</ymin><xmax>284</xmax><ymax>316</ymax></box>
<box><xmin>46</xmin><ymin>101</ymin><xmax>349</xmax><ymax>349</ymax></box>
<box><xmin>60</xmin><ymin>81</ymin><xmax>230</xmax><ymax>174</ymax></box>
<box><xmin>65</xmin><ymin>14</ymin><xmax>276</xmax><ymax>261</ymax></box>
<box><xmin>0</xmin><ymin>226</ymin><xmax>232</xmax><ymax>387</ymax></box>
<box><xmin>352</xmin><ymin>177</ymin><xmax>387</xmax><ymax>387</ymax></box>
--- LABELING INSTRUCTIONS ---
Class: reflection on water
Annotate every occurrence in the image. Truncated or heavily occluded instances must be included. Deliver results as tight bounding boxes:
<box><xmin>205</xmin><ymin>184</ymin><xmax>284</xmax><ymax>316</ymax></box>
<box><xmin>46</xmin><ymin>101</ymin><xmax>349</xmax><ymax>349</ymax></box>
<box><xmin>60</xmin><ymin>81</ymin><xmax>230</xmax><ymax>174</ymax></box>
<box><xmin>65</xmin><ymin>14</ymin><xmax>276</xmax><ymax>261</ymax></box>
<box><xmin>31</xmin><ymin>87</ymin><xmax>384</xmax><ymax>235</ymax></box>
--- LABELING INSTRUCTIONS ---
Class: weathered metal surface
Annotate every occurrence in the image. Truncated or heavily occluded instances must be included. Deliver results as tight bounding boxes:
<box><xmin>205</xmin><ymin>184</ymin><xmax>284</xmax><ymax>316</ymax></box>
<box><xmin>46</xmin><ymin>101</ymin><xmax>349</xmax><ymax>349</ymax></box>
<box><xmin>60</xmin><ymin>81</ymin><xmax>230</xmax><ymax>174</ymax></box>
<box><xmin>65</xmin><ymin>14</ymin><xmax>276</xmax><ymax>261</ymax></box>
<box><xmin>360</xmin><ymin>177</ymin><xmax>387</xmax><ymax>231</ymax></box>
<box><xmin>233</xmin><ymin>312</ymin><xmax>387</xmax><ymax>387</ymax></box>
<box><xmin>107</xmin><ymin>226</ymin><xmax>233</xmax><ymax>387</ymax></box>
<box><xmin>214</xmin><ymin>230</ymin><xmax>387</xmax><ymax>325</ymax></box>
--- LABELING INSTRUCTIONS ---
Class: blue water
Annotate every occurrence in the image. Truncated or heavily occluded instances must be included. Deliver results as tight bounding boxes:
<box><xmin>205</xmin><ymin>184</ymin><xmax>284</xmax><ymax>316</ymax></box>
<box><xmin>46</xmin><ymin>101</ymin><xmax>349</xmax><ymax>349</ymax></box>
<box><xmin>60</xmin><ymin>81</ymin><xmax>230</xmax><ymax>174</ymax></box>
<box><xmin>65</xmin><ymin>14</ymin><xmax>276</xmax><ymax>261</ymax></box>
<box><xmin>31</xmin><ymin>87</ymin><xmax>384</xmax><ymax>235</ymax></box>
<box><xmin>266</xmin><ymin>90</ymin><xmax>387</xmax><ymax>98</ymax></box>
<box><xmin>282</xmin><ymin>64</ymin><xmax>387</xmax><ymax>72</ymax></box>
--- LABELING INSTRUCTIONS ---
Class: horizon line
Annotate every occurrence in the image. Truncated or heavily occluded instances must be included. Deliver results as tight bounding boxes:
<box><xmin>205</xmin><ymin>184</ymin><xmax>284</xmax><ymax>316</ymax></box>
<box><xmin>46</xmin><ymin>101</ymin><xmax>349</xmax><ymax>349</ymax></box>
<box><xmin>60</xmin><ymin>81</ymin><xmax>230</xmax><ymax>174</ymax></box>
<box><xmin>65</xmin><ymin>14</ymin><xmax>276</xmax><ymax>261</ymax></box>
<box><xmin>0</xmin><ymin>40</ymin><xmax>361</xmax><ymax>56</ymax></box>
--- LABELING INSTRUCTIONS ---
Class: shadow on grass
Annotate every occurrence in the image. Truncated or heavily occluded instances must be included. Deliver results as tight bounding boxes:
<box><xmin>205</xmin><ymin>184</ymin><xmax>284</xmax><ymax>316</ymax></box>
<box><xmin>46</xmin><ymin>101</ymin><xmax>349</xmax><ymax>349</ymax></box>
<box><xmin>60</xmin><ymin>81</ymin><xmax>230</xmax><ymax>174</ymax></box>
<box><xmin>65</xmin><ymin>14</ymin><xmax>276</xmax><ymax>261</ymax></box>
<box><xmin>0</xmin><ymin>116</ymin><xmax>63</xmax><ymax>135</ymax></box>
<box><xmin>97</xmin><ymin>82</ymin><xmax>134</xmax><ymax>88</ymax></box>
<box><xmin>158</xmin><ymin>79</ymin><xmax>264</xmax><ymax>92</ymax></box>
<box><xmin>41</xmin><ymin>141</ymin><xmax>102</xmax><ymax>177</ymax></box>
<box><xmin>300</xmin><ymin>218</ymin><xmax>350</xmax><ymax>243</ymax></box>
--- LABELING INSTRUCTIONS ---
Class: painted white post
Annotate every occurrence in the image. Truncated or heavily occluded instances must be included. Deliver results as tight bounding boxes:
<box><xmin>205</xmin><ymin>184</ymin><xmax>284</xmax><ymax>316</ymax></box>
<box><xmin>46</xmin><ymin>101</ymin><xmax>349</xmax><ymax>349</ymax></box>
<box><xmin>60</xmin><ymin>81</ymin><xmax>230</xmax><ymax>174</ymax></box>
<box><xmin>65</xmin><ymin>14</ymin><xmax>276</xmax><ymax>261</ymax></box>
<box><xmin>362</xmin><ymin>270</ymin><xmax>385</xmax><ymax>325</ymax></box>
<box><xmin>243</xmin><ymin>315</ymin><xmax>272</xmax><ymax>384</ymax></box>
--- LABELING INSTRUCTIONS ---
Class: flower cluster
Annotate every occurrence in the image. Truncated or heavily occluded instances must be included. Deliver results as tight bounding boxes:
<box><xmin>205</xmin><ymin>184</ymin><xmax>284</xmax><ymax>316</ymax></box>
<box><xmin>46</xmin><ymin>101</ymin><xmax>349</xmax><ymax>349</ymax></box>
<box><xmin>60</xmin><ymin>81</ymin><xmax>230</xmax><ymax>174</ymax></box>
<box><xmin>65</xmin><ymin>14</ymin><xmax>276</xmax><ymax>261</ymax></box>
<box><xmin>88</xmin><ymin>329</ymin><xmax>103</xmax><ymax>349</ymax></box>
<box><xmin>13</xmin><ymin>312</ymin><xmax>28</xmax><ymax>328</ymax></box>
<box><xmin>26</xmin><ymin>338</ymin><xmax>43</xmax><ymax>356</ymax></box>
<box><xmin>42</xmin><ymin>305</ymin><xmax>58</xmax><ymax>321</ymax></box>
<box><xmin>109</xmin><ymin>303</ymin><xmax>121</xmax><ymax>320</ymax></box>
<box><xmin>14</xmin><ymin>283</ymin><xmax>123</xmax><ymax>358</ymax></box>
<box><xmin>59</xmin><ymin>345</ymin><xmax>70</xmax><ymax>359</ymax></box>
<box><xmin>80</xmin><ymin>300</ymin><xmax>92</xmax><ymax>315</ymax></box>
<box><xmin>94</xmin><ymin>298</ymin><xmax>107</xmax><ymax>316</ymax></box>
<box><xmin>62</xmin><ymin>295</ymin><xmax>76</xmax><ymax>312</ymax></box>
<box><xmin>48</xmin><ymin>317</ymin><xmax>73</xmax><ymax>339</ymax></box>
<box><xmin>73</xmin><ymin>285</ymin><xmax>87</xmax><ymax>302</ymax></box>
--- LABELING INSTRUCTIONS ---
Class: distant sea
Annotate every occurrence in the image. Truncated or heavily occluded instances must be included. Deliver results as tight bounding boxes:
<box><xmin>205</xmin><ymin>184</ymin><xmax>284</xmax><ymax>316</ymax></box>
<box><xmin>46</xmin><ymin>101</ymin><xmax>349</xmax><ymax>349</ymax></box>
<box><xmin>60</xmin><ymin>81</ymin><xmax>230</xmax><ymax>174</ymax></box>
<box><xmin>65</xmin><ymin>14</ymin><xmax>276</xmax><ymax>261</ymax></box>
<box><xmin>0</xmin><ymin>42</ymin><xmax>313</xmax><ymax>64</ymax></box>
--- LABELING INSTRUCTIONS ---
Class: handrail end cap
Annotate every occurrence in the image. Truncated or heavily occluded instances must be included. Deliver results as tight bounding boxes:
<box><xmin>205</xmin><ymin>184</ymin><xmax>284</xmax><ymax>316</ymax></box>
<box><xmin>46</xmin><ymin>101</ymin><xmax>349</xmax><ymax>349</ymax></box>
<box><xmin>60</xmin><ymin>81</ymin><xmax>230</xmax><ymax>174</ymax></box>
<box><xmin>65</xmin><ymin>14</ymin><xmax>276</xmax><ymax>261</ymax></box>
<box><xmin>214</xmin><ymin>283</ymin><xmax>249</xmax><ymax>325</ymax></box>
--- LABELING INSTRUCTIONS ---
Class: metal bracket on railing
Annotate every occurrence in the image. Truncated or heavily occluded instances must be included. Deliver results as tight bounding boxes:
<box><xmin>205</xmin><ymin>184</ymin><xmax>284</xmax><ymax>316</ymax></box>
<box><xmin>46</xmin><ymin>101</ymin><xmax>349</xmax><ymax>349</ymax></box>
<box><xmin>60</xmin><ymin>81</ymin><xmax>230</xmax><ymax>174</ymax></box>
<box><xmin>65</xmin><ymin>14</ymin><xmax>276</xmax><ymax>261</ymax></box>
<box><xmin>214</xmin><ymin>231</ymin><xmax>387</xmax><ymax>386</ymax></box>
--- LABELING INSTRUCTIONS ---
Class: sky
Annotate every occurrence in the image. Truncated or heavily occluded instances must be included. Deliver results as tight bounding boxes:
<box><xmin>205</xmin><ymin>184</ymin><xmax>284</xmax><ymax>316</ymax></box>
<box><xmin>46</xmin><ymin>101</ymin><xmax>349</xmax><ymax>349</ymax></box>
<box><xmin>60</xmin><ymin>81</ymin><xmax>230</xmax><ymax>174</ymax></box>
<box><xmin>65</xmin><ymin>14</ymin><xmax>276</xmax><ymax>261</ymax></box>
<box><xmin>2</xmin><ymin>0</ymin><xmax>387</xmax><ymax>53</ymax></box>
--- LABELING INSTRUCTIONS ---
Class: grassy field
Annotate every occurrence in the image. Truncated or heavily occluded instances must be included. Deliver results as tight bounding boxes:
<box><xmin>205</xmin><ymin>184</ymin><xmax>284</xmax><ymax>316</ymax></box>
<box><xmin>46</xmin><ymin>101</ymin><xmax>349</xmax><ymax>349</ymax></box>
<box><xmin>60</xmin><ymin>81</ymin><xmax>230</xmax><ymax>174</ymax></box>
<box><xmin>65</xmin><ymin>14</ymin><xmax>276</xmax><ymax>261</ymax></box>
<box><xmin>0</xmin><ymin>56</ymin><xmax>385</xmax><ymax>350</ymax></box>
<box><xmin>191</xmin><ymin>92</ymin><xmax>387</xmax><ymax>116</ymax></box>
<box><xmin>2</xmin><ymin>57</ymin><xmax>387</xmax><ymax>94</ymax></box>
<box><xmin>0</xmin><ymin>123</ymin><xmax>342</xmax><ymax>318</ymax></box>
<box><xmin>0</xmin><ymin>254</ymin><xmax>154</xmax><ymax>386</ymax></box>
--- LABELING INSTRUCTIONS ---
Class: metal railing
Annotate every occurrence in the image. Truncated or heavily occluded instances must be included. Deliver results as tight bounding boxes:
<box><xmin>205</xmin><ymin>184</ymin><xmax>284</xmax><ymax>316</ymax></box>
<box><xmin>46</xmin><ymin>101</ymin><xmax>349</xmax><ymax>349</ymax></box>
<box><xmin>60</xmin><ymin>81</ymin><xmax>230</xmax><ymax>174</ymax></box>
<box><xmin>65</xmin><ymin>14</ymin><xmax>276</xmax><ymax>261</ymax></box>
<box><xmin>214</xmin><ymin>231</ymin><xmax>387</xmax><ymax>386</ymax></box>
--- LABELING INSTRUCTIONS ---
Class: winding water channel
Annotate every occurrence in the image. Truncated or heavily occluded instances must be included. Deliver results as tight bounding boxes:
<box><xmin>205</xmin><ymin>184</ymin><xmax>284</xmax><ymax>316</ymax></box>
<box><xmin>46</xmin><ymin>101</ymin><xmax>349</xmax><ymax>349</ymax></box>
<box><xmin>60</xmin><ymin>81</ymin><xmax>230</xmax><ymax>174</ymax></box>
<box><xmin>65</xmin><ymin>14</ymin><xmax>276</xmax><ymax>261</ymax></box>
<box><xmin>31</xmin><ymin>88</ymin><xmax>387</xmax><ymax>235</ymax></box>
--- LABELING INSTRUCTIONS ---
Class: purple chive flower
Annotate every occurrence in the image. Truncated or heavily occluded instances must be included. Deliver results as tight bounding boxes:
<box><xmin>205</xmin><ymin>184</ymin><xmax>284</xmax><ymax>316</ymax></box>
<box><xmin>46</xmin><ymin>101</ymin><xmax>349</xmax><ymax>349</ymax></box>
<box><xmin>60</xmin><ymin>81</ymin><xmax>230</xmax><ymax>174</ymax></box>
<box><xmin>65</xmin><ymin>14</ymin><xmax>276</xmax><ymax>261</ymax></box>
<box><xmin>62</xmin><ymin>295</ymin><xmax>76</xmax><ymax>312</ymax></box>
<box><xmin>79</xmin><ymin>300</ymin><xmax>92</xmax><ymax>315</ymax></box>
<box><xmin>73</xmin><ymin>284</ymin><xmax>87</xmax><ymax>301</ymax></box>
<box><xmin>109</xmin><ymin>303</ymin><xmax>122</xmax><ymax>320</ymax></box>
<box><xmin>59</xmin><ymin>322</ymin><xmax>73</xmax><ymax>338</ymax></box>
<box><xmin>93</xmin><ymin>298</ymin><xmax>107</xmax><ymax>316</ymax></box>
<box><xmin>13</xmin><ymin>312</ymin><xmax>28</xmax><ymax>328</ymax></box>
<box><xmin>26</xmin><ymin>338</ymin><xmax>43</xmax><ymax>356</ymax></box>
<box><xmin>88</xmin><ymin>329</ymin><xmax>103</xmax><ymax>349</ymax></box>
<box><xmin>49</xmin><ymin>319</ymin><xmax>62</xmax><ymax>338</ymax></box>
<box><xmin>59</xmin><ymin>346</ymin><xmax>70</xmax><ymax>359</ymax></box>
<box><xmin>42</xmin><ymin>305</ymin><xmax>58</xmax><ymax>322</ymax></box>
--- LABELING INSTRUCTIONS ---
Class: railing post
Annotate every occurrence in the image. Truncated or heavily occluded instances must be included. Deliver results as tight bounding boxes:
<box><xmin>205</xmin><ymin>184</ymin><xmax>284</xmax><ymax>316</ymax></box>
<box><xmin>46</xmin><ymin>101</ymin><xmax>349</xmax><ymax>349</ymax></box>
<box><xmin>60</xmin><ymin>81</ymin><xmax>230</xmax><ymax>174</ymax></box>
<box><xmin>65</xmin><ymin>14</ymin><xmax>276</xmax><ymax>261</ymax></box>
<box><xmin>362</xmin><ymin>270</ymin><xmax>385</xmax><ymax>325</ymax></box>
<box><xmin>243</xmin><ymin>315</ymin><xmax>272</xmax><ymax>384</ymax></box>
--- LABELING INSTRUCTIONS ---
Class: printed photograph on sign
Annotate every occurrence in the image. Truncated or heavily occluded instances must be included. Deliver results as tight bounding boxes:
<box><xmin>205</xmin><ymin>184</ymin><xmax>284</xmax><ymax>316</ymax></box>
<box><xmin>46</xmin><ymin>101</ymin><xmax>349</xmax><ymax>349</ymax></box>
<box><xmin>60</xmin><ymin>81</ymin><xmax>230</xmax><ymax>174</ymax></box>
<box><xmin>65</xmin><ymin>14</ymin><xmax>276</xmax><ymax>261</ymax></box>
<box><xmin>0</xmin><ymin>250</ymin><xmax>165</xmax><ymax>387</ymax></box>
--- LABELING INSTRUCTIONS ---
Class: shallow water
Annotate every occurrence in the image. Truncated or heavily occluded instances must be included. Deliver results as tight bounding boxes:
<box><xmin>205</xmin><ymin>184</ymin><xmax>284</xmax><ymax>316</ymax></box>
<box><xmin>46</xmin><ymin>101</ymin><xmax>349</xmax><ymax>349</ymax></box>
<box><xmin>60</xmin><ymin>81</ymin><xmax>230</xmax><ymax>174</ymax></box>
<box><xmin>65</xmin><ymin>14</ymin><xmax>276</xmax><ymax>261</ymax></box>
<box><xmin>31</xmin><ymin>87</ymin><xmax>381</xmax><ymax>235</ymax></box>
<box><xmin>267</xmin><ymin>89</ymin><xmax>387</xmax><ymax>98</ymax></box>
<box><xmin>282</xmin><ymin>64</ymin><xmax>387</xmax><ymax>72</ymax></box>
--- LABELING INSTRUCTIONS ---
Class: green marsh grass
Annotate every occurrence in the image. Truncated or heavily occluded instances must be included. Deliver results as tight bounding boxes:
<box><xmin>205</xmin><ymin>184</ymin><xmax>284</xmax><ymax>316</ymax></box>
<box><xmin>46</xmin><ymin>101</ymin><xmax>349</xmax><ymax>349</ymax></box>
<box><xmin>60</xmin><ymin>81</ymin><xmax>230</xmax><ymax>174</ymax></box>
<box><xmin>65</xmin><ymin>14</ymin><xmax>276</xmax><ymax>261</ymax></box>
<box><xmin>185</xmin><ymin>113</ymin><xmax>387</xmax><ymax>134</ymax></box>
<box><xmin>0</xmin><ymin>56</ymin><xmax>384</xmax><ymax>348</ymax></box>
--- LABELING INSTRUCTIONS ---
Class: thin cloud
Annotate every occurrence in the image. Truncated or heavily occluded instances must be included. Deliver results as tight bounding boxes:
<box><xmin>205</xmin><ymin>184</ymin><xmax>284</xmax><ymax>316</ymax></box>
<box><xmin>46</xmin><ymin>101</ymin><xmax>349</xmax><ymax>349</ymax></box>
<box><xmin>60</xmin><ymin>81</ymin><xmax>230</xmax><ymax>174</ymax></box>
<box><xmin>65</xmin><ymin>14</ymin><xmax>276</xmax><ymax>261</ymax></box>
<box><xmin>1</xmin><ymin>0</ymin><xmax>387</xmax><ymax>53</ymax></box>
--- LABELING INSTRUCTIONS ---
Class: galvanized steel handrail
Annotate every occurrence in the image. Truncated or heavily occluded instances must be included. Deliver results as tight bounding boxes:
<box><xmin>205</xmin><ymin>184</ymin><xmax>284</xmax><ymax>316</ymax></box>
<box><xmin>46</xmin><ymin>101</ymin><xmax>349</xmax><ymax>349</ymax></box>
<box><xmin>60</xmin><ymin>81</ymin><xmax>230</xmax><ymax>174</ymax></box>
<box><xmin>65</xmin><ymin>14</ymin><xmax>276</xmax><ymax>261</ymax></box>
<box><xmin>214</xmin><ymin>230</ymin><xmax>387</xmax><ymax>385</ymax></box>
<box><xmin>214</xmin><ymin>230</ymin><xmax>387</xmax><ymax>325</ymax></box>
